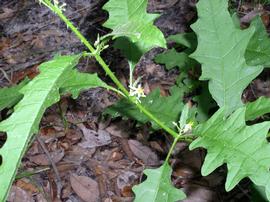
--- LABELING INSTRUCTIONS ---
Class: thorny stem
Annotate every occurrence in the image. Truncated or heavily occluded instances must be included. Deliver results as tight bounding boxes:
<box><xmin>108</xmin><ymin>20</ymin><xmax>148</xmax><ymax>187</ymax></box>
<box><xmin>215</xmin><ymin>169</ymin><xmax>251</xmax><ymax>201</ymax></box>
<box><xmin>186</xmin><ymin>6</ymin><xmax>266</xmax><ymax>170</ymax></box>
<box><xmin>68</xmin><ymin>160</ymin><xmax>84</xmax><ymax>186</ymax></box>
<box><xmin>39</xmin><ymin>0</ymin><xmax>186</xmax><ymax>140</ymax></box>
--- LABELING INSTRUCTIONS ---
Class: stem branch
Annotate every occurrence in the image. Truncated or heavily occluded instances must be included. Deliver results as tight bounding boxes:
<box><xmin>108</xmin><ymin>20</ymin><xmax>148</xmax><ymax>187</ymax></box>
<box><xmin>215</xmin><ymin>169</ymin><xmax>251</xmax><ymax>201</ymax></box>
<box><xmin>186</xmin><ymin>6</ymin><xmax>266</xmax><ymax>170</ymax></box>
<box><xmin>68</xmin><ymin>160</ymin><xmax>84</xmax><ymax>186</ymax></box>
<box><xmin>41</xmin><ymin>0</ymin><xmax>184</xmax><ymax>140</ymax></box>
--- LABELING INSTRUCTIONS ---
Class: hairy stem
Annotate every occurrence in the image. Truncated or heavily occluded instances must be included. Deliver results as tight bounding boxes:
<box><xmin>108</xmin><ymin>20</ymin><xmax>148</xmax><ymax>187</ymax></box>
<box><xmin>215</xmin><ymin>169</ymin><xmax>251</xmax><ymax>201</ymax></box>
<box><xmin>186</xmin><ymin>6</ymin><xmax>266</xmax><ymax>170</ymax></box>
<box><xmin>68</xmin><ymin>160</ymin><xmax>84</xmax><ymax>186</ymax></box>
<box><xmin>40</xmin><ymin>0</ymin><xmax>182</xmax><ymax>140</ymax></box>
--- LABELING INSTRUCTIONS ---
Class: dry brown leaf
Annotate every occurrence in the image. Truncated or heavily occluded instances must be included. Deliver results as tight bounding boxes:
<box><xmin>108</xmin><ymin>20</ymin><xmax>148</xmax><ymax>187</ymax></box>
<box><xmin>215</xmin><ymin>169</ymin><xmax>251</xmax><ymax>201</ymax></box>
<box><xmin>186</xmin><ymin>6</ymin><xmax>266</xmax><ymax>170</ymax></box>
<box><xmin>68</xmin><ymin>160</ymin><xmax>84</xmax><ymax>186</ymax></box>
<box><xmin>15</xmin><ymin>179</ymin><xmax>38</xmax><ymax>194</ymax></box>
<box><xmin>116</xmin><ymin>171</ymin><xmax>138</xmax><ymax>197</ymax></box>
<box><xmin>7</xmin><ymin>186</ymin><xmax>33</xmax><ymax>202</ymax></box>
<box><xmin>29</xmin><ymin>149</ymin><xmax>64</xmax><ymax>166</ymax></box>
<box><xmin>105</xmin><ymin>124</ymin><xmax>129</xmax><ymax>138</ymax></box>
<box><xmin>35</xmin><ymin>193</ymin><xmax>47</xmax><ymax>202</ymax></box>
<box><xmin>70</xmin><ymin>174</ymin><xmax>100</xmax><ymax>202</ymax></box>
<box><xmin>128</xmin><ymin>139</ymin><xmax>159</xmax><ymax>166</ymax></box>
<box><xmin>78</xmin><ymin>124</ymin><xmax>111</xmax><ymax>149</ymax></box>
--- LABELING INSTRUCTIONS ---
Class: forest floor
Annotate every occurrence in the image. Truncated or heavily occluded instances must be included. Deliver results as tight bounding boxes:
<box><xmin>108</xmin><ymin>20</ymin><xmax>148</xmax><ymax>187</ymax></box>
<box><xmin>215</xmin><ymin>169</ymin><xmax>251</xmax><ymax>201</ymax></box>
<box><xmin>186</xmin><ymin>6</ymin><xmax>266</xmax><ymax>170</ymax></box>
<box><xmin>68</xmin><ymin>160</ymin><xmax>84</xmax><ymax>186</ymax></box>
<box><xmin>1</xmin><ymin>0</ymin><xmax>270</xmax><ymax>201</ymax></box>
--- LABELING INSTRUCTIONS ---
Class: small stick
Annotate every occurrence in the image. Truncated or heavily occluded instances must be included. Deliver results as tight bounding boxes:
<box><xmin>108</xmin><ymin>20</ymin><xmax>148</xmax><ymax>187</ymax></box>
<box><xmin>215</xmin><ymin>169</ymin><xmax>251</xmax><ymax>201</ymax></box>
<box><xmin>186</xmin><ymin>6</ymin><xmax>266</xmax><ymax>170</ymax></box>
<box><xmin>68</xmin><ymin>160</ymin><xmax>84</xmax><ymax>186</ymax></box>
<box><xmin>0</xmin><ymin>68</ymin><xmax>12</xmax><ymax>84</ymax></box>
<box><xmin>37</xmin><ymin>137</ymin><xmax>63</xmax><ymax>199</ymax></box>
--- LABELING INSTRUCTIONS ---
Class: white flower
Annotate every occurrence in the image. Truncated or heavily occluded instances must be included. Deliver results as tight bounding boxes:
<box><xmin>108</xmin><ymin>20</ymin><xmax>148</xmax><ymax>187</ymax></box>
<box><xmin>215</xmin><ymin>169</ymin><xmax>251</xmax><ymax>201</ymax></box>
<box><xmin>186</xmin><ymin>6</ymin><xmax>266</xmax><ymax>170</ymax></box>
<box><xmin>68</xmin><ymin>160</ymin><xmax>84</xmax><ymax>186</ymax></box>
<box><xmin>129</xmin><ymin>83</ymin><xmax>146</xmax><ymax>103</ymax></box>
<box><xmin>182</xmin><ymin>122</ymin><xmax>193</xmax><ymax>134</ymax></box>
<box><xmin>53</xmin><ymin>0</ymin><xmax>66</xmax><ymax>11</ymax></box>
<box><xmin>173</xmin><ymin>121</ymin><xmax>193</xmax><ymax>134</ymax></box>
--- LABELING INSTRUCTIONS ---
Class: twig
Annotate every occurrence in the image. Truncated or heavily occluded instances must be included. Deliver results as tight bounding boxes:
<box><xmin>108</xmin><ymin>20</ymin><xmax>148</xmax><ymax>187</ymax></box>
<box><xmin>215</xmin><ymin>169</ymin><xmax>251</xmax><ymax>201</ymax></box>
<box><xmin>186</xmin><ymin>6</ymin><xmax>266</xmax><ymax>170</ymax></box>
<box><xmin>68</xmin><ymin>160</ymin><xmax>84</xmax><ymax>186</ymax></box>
<box><xmin>0</xmin><ymin>68</ymin><xmax>12</xmax><ymax>84</ymax></box>
<box><xmin>37</xmin><ymin>137</ymin><xmax>62</xmax><ymax>199</ymax></box>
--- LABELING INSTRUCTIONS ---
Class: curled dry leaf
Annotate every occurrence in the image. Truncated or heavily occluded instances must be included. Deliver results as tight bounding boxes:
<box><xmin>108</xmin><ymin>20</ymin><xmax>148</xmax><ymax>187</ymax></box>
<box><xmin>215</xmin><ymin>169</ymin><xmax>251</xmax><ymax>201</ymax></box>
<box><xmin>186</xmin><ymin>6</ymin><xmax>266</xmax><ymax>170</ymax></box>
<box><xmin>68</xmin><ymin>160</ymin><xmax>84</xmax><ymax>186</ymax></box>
<box><xmin>29</xmin><ymin>149</ymin><xmax>64</xmax><ymax>166</ymax></box>
<box><xmin>78</xmin><ymin>124</ymin><xmax>111</xmax><ymax>149</ymax></box>
<box><xmin>70</xmin><ymin>174</ymin><xmax>100</xmax><ymax>202</ymax></box>
<box><xmin>128</xmin><ymin>139</ymin><xmax>159</xmax><ymax>166</ymax></box>
<box><xmin>7</xmin><ymin>186</ymin><xmax>33</xmax><ymax>202</ymax></box>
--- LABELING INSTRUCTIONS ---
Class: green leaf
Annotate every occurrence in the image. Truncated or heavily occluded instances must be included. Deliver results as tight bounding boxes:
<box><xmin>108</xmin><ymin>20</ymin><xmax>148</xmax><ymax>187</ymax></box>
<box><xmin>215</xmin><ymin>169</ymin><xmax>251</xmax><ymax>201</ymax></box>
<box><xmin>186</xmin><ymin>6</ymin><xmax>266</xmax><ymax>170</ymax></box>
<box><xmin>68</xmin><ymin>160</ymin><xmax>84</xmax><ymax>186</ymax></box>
<box><xmin>154</xmin><ymin>48</ymin><xmax>191</xmax><ymax>70</ymax></box>
<box><xmin>190</xmin><ymin>107</ymin><xmax>270</xmax><ymax>200</ymax></box>
<box><xmin>167</xmin><ymin>32</ymin><xmax>197</xmax><ymax>49</ymax></box>
<box><xmin>113</xmin><ymin>37</ymin><xmax>143</xmax><ymax>70</ymax></box>
<box><xmin>60</xmin><ymin>70</ymin><xmax>110</xmax><ymax>99</ymax></box>
<box><xmin>105</xmin><ymin>86</ymin><xmax>184</xmax><ymax>130</ymax></box>
<box><xmin>132</xmin><ymin>162</ymin><xmax>186</xmax><ymax>202</ymax></box>
<box><xmin>245</xmin><ymin>96</ymin><xmax>270</xmax><ymax>121</ymax></box>
<box><xmin>179</xmin><ymin>104</ymin><xmax>189</xmax><ymax>128</ymax></box>
<box><xmin>245</xmin><ymin>16</ymin><xmax>270</xmax><ymax>66</ymax></box>
<box><xmin>0</xmin><ymin>79</ymin><xmax>29</xmax><ymax>111</ymax></box>
<box><xmin>0</xmin><ymin>55</ymin><xmax>108</xmax><ymax>201</ymax></box>
<box><xmin>190</xmin><ymin>0</ymin><xmax>263</xmax><ymax>115</ymax></box>
<box><xmin>155</xmin><ymin>32</ymin><xmax>197</xmax><ymax>70</ymax></box>
<box><xmin>193</xmin><ymin>83</ymin><xmax>217</xmax><ymax>122</ymax></box>
<box><xmin>103</xmin><ymin>0</ymin><xmax>166</xmax><ymax>67</ymax></box>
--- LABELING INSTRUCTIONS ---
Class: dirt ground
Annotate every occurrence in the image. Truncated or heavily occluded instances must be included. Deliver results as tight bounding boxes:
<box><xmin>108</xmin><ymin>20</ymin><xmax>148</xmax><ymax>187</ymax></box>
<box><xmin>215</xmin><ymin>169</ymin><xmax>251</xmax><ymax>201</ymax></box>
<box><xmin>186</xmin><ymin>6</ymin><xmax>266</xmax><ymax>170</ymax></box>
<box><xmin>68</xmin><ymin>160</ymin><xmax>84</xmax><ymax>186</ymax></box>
<box><xmin>1</xmin><ymin>0</ymin><xmax>270</xmax><ymax>201</ymax></box>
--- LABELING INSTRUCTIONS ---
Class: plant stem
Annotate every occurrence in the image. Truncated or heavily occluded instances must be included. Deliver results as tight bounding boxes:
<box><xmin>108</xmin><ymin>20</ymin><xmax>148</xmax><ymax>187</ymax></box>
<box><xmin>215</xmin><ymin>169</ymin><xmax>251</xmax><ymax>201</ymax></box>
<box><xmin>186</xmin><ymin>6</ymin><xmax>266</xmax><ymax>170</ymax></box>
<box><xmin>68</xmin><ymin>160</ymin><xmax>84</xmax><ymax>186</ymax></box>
<box><xmin>165</xmin><ymin>133</ymin><xmax>182</xmax><ymax>162</ymax></box>
<box><xmin>41</xmin><ymin>1</ymin><xmax>183</xmax><ymax>140</ymax></box>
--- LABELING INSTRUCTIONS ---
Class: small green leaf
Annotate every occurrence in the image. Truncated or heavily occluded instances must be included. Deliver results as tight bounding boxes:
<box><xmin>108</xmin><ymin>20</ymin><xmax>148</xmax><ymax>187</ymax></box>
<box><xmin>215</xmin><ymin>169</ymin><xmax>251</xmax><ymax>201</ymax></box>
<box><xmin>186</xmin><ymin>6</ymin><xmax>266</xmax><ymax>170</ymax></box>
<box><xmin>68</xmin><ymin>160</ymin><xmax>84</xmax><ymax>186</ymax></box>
<box><xmin>60</xmin><ymin>70</ymin><xmax>110</xmax><ymax>99</ymax></box>
<box><xmin>0</xmin><ymin>79</ymin><xmax>29</xmax><ymax>111</ymax></box>
<box><xmin>191</xmin><ymin>0</ymin><xmax>263</xmax><ymax>115</ymax></box>
<box><xmin>190</xmin><ymin>107</ymin><xmax>270</xmax><ymax>200</ymax></box>
<box><xmin>132</xmin><ymin>162</ymin><xmax>186</xmax><ymax>202</ymax></box>
<box><xmin>155</xmin><ymin>33</ymin><xmax>197</xmax><ymax>70</ymax></box>
<box><xmin>245</xmin><ymin>16</ymin><xmax>270</xmax><ymax>66</ymax></box>
<box><xmin>180</xmin><ymin>103</ymin><xmax>189</xmax><ymax>128</ymax></box>
<box><xmin>154</xmin><ymin>48</ymin><xmax>191</xmax><ymax>70</ymax></box>
<box><xmin>167</xmin><ymin>32</ymin><xmax>197</xmax><ymax>49</ymax></box>
<box><xmin>105</xmin><ymin>86</ymin><xmax>184</xmax><ymax>130</ymax></box>
<box><xmin>245</xmin><ymin>96</ymin><xmax>270</xmax><ymax>121</ymax></box>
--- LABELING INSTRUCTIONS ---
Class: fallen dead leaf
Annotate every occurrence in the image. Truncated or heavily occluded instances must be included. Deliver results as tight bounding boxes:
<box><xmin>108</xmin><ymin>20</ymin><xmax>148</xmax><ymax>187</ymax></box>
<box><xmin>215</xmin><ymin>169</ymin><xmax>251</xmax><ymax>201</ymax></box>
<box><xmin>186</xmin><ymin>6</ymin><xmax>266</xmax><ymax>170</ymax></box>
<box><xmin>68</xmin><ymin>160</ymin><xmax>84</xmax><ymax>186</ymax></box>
<box><xmin>29</xmin><ymin>149</ymin><xmax>64</xmax><ymax>166</ymax></box>
<box><xmin>64</xmin><ymin>145</ymin><xmax>95</xmax><ymax>163</ymax></box>
<box><xmin>7</xmin><ymin>186</ymin><xmax>33</xmax><ymax>202</ymax></box>
<box><xmin>110</xmin><ymin>151</ymin><xmax>123</xmax><ymax>161</ymax></box>
<box><xmin>35</xmin><ymin>193</ymin><xmax>47</xmax><ymax>202</ymax></box>
<box><xmin>15</xmin><ymin>179</ymin><xmax>38</xmax><ymax>194</ymax></box>
<box><xmin>116</xmin><ymin>171</ymin><xmax>138</xmax><ymax>197</ymax></box>
<box><xmin>70</xmin><ymin>174</ymin><xmax>100</xmax><ymax>202</ymax></box>
<box><xmin>106</xmin><ymin>124</ymin><xmax>129</xmax><ymax>138</ymax></box>
<box><xmin>128</xmin><ymin>139</ymin><xmax>159</xmax><ymax>166</ymax></box>
<box><xmin>78</xmin><ymin>124</ymin><xmax>111</xmax><ymax>149</ymax></box>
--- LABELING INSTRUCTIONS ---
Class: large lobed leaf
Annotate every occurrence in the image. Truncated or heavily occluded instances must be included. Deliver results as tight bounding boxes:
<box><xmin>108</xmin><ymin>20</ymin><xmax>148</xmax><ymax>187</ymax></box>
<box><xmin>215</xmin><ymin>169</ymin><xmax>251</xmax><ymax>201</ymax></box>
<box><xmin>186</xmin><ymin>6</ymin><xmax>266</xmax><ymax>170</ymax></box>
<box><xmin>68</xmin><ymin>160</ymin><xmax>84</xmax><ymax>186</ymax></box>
<box><xmin>190</xmin><ymin>107</ymin><xmax>270</xmax><ymax>200</ymax></box>
<box><xmin>191</xmin><ymin>0</ymin><xmax>263</xmax><ymax>115</ymax></box>
<box><xmin>105</xmin><ymin>86</ymin><xmax>184</xmax><ymax>130</ymax></box>
<box><xmin>103</xmin><ymin>0</ymin><xmax>166</xmax><ymax>69</ymax></box>
<box><xmin>0</xmin><ymin>55</ymin><xmax>109</xmax><ymax>201</ymax></box>
<box><xmin>132</xmin><ymin>162</ymin><xmax>186</xmax><ymax>202</ymax></box>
